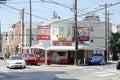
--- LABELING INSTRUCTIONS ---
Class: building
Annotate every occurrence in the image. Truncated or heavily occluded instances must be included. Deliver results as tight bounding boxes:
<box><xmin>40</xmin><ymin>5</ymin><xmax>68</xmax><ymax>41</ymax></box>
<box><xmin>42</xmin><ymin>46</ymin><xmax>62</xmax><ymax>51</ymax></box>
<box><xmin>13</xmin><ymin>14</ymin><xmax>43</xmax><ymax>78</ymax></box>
<box><xmin>4</xmin><ymin>14</ymin><xmax>112</xmax><ymax>65</ymax></box>
<box><xmin>28</xmin><ymin>14</ymin><xmax>111</xmax><ymax>65</ymax></box>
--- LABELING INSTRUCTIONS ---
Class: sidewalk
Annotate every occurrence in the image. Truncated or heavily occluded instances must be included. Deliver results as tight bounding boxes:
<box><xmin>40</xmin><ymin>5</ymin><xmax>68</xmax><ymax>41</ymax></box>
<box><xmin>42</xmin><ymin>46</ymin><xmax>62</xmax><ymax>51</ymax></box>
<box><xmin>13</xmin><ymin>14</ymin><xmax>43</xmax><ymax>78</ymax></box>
<box><xmin>112</xmin><ymin>77</ymin><xmax>120</xmax><ymax>80</ymax></box>
<box><xmin>107</xmin><ymin>60</ymin><xmax>117</xmax><ymax>64</ymax></box>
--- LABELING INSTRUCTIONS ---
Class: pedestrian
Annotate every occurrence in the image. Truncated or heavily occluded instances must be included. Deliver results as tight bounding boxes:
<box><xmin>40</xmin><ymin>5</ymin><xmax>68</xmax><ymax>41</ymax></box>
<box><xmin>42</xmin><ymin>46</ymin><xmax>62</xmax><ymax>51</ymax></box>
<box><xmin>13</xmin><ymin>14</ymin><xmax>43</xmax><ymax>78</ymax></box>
<box><xmin>37</xmin><ymin>49</ymin><xmax>41</xmax><ymax>58</ymax></box>
<box><xmin>109</xmin><ymin>54</ymin><xmax>112</xmax><ymax>61</ymax></box>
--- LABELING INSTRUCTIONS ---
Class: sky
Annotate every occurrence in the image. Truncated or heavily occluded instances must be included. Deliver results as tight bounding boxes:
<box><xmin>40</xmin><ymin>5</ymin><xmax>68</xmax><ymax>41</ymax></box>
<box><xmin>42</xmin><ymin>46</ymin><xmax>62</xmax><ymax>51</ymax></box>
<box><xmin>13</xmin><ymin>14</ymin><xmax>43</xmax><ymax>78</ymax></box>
<box><xmin>0</xmin><ymin>0</ymin><xmax>120</xmax><ymax>32</ymax></box>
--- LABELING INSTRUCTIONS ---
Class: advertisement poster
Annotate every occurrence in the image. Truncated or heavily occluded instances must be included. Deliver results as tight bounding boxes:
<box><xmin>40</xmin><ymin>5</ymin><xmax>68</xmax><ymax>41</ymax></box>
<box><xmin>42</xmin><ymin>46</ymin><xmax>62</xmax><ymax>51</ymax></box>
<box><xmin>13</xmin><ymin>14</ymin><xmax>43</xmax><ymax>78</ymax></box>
<box><xmin>77</xmin><ymin>27</ymin><xmax>89</xmax><ymax>41</ymax></box>
<box><xmin>37</xmin><ymin>27</ymin><xmax>51</xmax><ymax>40</ymax></box>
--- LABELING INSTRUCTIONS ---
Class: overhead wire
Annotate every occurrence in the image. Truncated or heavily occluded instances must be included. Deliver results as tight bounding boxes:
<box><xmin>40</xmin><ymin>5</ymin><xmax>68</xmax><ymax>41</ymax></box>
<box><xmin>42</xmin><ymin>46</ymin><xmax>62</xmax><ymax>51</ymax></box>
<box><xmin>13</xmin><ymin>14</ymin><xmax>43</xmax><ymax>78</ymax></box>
<box><xmin>50</xmin><ymin>1</ymin><xmax>120</xmax><ymax>24</ymax></box>
<box><xmin>1</xmin><ymin>0</ymin><xmax>42</xmax><ymax>4</ymax></box>
<box><xmin>1</xmin><ymin>0</ymin><xmax>120</xmax><ymax>25</ymax></box>
<box><xmin>0</xmin><ymin>3</ymin><xmax>49</xmax><ymax>21</ymax></box>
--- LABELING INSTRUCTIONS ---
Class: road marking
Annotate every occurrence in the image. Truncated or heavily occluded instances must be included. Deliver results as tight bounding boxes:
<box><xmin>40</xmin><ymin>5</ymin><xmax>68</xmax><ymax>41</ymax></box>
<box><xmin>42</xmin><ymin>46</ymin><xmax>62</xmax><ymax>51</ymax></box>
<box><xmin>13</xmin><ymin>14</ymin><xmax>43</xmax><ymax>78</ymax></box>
<box><xmin>106</xmin><ymin>69</ymin><xmax>120</xmax><ymax>73</ymax></box>
<box><xmin>93</xmin><ymin>71</ymin><xmax>116</xmax><ymax>77</ymax></box>
<box><xmin>97</xmin><ymin>73</ymin><xmax>115</xmax><ymax>77</ymax></box>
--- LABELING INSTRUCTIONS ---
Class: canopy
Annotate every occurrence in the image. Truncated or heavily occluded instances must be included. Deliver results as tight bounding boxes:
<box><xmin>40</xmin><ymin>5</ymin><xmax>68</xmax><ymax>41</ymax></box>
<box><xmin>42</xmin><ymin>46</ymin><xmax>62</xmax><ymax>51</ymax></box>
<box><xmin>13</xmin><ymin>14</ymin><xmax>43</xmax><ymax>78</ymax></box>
<box><xmin>30</xmin><ymin>45</ymin><xmax>45</xmax><ymax>50</ymax></box>
<box><xmin>46</xmin><ymin>44</ymin><xmax>105</xmax><ymax>51</ymax></box>
<box><xmin>28</xmin><ymin>44</ymin><xmax>105</xmax><ymax>51</ymax></box>
<box><xmin>78</xmin><ymin>44</ymin><xmax>105</xmax><ymax>50</ymax></box>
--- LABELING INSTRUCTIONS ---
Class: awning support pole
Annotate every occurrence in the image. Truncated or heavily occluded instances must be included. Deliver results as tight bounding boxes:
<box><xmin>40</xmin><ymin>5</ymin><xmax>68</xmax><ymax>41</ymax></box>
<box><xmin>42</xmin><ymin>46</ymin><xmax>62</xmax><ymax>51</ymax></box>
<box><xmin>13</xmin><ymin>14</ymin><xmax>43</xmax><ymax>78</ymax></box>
<box><xmin>45</xmin><ymin>50</ymin><xmax>47</xmax><ymax>65</ymax></box>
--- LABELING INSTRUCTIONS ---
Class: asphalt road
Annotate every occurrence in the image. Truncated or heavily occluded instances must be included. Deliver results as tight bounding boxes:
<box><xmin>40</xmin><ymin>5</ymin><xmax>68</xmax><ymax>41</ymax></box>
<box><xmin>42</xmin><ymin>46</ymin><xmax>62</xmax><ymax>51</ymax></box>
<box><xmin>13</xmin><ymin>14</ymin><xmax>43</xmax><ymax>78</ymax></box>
<box><xmin>0</xmin><ymin>60</ymin><xmax>120</xmax><ymax>80</ymax></box>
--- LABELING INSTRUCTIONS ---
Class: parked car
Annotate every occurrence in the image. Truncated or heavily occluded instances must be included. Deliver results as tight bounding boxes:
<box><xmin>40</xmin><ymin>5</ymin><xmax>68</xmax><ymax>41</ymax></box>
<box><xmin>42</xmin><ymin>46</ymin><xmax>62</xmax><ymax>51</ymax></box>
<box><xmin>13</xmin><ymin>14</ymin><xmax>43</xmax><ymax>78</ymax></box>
<box><xmin>116</xmin><ymin>60</ymin><xmax>120</xmax><ymax>70</ymax></box>
<box><xmin>88</xmin><ymin>54</ymin><xmax>105</xmax><ymax>65</ymax></box>
<box><xmin>7</xmin><ymin>55</ymin><xmax>26</xmax><ymax>69</ymax></box>
<box><xmin>22</xmin><ymin>53</ymin><xmax>38</xmax><ymax>65</ymax></box>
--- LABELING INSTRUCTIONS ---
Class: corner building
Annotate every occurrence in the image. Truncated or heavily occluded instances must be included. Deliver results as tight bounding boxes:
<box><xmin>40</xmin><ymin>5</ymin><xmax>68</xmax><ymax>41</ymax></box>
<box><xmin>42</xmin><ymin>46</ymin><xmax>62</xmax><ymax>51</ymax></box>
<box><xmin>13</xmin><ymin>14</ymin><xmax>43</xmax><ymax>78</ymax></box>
<box><xmin>34</xmin><ymin>15</ymin><xmax>111</xmax><ymax>65</ymax></box>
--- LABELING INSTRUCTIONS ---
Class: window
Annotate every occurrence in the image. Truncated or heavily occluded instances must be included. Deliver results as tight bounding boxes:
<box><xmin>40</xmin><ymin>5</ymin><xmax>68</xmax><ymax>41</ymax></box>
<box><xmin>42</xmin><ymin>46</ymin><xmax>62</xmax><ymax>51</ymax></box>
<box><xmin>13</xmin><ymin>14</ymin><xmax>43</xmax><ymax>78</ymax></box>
<box><xmin>57</xmin><ymin>52</ymin><xmax>65</xmax><ymax>56</ymax></box>
<box><xmin>90</xmin><ymin>26</ymin><xmax>94</xmax><ymax>32</ymax></box>
<box><xmin>90</xmin><ymin>39</ymin><xmax>93</xmax><ymax>42</ymax></box>
<box><xmin>59</xmin><ymin>27</ymin><xmax>64</xmax><ymax>35</ymax></box>
<box><xmin>52</xmin><ymin>26</ymin><xmax>57</xmax><ymax>35</ymax></box>
<box><xmin>68</xmin><ymin>27</ymin><xmax>71</xmax><ymax>36</ymax></box>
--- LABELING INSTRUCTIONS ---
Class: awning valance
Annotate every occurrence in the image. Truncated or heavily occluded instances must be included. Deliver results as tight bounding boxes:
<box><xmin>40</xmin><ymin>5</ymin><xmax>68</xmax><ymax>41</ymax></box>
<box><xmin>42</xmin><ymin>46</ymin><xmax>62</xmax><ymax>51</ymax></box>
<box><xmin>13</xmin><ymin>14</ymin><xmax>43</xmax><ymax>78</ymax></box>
<box><xmin>28</xmin><ymin>44</ymin><xmax>105</xmax><ymax>51</ymax></box>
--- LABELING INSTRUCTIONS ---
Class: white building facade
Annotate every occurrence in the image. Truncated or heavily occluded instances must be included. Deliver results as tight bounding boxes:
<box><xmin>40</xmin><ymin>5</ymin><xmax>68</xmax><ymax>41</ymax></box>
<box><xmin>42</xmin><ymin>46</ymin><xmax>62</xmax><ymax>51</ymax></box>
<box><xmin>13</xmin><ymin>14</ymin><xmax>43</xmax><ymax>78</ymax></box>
<box><xmin>22</xmin><ymin>15</ymin><xmax>112</xmax><ymax>65</ymax></box>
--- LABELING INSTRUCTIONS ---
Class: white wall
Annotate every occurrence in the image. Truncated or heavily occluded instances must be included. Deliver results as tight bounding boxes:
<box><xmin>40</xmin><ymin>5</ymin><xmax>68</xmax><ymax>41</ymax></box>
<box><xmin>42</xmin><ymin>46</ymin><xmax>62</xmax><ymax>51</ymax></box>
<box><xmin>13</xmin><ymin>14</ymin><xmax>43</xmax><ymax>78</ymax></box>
<box><xmin>51</xmin><ymin>23</ymin><xmax>73</xmax><ymax>42</ymax></box>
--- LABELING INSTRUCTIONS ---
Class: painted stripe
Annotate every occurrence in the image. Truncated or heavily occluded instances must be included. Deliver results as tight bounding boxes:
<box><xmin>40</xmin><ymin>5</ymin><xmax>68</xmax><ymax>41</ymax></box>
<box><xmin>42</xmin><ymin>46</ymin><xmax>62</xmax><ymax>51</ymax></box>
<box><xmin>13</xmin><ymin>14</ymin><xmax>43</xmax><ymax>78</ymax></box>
<box><xmin>97</xmin><ymin>73</ymin><xmax>115</xmax><ymax>77</ymax></box>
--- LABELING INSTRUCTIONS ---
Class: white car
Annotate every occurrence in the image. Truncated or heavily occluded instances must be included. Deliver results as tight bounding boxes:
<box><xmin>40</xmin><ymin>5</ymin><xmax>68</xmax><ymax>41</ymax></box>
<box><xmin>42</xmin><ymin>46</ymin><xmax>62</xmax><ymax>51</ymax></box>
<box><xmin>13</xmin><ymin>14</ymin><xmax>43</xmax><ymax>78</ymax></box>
<box><xmin>7</xmin><ymin>55</ymin><xmax>26</xmax><ymax>69</ymax></box>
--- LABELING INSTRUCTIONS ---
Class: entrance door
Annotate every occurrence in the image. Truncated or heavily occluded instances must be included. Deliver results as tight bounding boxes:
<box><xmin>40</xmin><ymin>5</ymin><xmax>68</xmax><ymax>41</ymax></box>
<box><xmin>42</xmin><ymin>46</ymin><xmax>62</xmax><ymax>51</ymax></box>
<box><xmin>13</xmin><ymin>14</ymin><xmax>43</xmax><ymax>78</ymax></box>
<box><xmin>68</xmin><ymin>51</ymin><xmax>74</xmax><ymax>64</ymax></box>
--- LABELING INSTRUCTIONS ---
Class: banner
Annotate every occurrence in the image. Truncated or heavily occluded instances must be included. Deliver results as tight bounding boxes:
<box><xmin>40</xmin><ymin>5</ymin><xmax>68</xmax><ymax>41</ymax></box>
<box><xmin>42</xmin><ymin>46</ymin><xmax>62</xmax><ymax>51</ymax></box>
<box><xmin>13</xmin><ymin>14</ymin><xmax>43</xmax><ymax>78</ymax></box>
<box><xmin>37</xmin><ymin>27</ymin><xmax>50</xmax><ymax>40</ymax></box>
<box><xmin>77</xmin><ymin>27</ymin><xmax>89</xmax><ymax>41</ymax></box>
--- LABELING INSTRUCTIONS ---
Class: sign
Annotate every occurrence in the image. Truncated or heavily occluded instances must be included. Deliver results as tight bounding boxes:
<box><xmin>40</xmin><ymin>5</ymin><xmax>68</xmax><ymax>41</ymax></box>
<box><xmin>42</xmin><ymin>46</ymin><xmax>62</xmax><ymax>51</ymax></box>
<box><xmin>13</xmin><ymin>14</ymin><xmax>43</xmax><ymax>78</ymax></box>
<box><xmin>77</xmin><ymin>27</ymin><xmax>89</xmax><ymax>41</ymax></box>
<box><xmin>37</xmin><ymin>27</ymin><xmax>50</xmax><ymax>40</ymax></box>
<box><xmin>52</xmin><ymin>40</ymin><xmax>72</xmax><ymax>46</ymax></box>
<box><xmin>57</xmin><ymin>34</ymin><xmax>67</xmax><ymax>42</ymax></box>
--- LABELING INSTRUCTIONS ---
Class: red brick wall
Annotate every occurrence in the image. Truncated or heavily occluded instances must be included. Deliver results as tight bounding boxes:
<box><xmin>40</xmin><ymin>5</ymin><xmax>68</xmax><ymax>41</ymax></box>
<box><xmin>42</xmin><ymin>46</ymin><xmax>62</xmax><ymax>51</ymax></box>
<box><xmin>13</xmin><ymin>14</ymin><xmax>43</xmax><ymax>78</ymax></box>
<box><xmin>13</xmin><ymin>21</ymin><xmax>21</xmax><ymax>47</ymax></box>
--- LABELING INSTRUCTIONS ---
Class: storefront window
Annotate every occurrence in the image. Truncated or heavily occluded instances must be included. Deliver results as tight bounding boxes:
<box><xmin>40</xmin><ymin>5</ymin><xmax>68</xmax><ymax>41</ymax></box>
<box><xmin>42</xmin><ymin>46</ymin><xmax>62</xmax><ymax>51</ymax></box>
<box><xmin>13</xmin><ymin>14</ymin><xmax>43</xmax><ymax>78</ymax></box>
<box><xmin>57</xmin><ymin>52</ymin><xmax>65</xmax><ymax>56</ymax></box>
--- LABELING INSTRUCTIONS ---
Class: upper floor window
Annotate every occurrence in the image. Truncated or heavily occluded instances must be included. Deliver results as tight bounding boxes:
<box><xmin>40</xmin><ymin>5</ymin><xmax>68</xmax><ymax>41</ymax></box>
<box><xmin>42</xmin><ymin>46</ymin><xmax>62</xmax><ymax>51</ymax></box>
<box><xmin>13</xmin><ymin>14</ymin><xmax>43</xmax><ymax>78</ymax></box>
<box><xmin>59</xmin><ymin>27</ymin><xmax>64</xmax><ymax>35</ymax></box>
<box><xmin>90</xmin><ymin>26</ymin><xmax>94</xmax><ymax>32</ymax></box>
<box><xmin>90</xmin><ymin>39</ymin><xmax>94</xmax><ymax>43</ymax></box>
<box><xmin>117</xmin><ymin>25</ymin><xmax>120</xmax><ymax>28</ymax></box>
<box><xmin>68</xmin><ymin>27</ymin><xmax>71</xmax><ymax>36</ymax></box>
<box><xmin>52</xmin><ymin>26</ymin><xmax>57</xmax><ymax>35</ymax></box>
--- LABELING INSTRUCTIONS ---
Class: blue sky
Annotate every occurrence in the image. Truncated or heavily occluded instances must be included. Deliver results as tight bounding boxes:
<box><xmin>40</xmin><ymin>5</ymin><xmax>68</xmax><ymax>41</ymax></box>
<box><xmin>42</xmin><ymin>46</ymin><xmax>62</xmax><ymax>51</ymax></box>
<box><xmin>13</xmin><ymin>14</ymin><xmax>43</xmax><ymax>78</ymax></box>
<box><xmin>0</xmin><ymin>0</ymin><xmax>120</xmax><ymax>32</ymax></box>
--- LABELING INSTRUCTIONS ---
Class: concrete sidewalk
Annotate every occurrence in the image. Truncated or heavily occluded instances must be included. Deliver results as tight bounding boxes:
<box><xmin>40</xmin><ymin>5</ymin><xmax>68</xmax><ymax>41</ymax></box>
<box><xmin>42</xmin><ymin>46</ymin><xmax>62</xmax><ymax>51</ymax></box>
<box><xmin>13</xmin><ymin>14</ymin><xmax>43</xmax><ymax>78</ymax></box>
<box><xmin>112</xmin><ymin>77</ymin><xmax>120</xmax><ymax>80</ymax></box>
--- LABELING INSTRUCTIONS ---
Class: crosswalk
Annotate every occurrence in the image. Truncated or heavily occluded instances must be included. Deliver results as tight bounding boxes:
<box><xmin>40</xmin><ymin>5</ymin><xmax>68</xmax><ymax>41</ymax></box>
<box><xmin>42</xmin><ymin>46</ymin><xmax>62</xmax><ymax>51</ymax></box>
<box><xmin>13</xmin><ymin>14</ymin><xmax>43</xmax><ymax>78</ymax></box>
<box><xmin>77</xmin><ymin>66</ymin><xmax>120</xmax><ymax>77</ymax></box>
<box><xmin>93</xmin><ymin>71</ymin><xmax>115</xmax><ymax>77</ymax></box>
<box><xmin>0</xmin><ymin>64</ymin><xmax>120</xmax><ymax>78</ymax></box>
<box><xmin>0</xmin><ymin>66</ymin><xmax>41</xmax><ymax>73</ymax></box>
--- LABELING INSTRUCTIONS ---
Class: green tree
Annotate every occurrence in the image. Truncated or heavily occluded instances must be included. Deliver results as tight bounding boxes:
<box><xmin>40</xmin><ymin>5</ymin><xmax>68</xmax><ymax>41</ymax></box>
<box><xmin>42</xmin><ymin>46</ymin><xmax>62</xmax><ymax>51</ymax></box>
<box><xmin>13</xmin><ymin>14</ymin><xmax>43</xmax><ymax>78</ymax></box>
<box><xmin>4</xmin><ymin>52</ymin><xmax>11</xmax><ymax>59</ymax></box>
<box><xmin>111</xmin><ymin>32</ymin><xmax>120</xmax><ymax>60</ymax></box>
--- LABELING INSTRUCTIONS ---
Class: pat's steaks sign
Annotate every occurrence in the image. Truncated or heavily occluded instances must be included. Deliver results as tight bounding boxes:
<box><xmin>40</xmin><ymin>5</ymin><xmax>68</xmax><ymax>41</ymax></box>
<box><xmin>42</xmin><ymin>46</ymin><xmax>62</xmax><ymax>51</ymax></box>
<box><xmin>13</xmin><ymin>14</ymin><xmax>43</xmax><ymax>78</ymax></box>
<box><xmin>37</xmin><ymin>27</ymin><xmax>50</xmax><ymax>40</ymax></box>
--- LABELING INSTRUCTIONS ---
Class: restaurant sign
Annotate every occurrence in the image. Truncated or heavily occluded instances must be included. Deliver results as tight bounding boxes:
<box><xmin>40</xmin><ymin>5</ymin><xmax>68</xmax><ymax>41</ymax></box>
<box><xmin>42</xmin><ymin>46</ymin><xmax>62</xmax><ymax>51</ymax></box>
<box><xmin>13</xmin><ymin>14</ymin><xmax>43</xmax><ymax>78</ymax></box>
<box><xmin>77</xmin><ymin>27</ymin><xmax>89</xmax><ymax>41</ymax></box>
<box><xmin>37</xmin><ymin>27</ymin><xmax>50</xmax><ymax>40</ymax></box>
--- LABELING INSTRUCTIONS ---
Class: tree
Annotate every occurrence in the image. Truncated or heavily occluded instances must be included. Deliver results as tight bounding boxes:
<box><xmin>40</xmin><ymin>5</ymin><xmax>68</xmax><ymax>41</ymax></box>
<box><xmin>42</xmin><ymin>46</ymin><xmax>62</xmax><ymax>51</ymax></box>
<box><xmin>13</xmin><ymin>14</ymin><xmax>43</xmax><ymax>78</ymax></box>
<box><xmin>111</xmin><ymin>32</ymin><xmax>120</xmax><ymax>60</ymax></box>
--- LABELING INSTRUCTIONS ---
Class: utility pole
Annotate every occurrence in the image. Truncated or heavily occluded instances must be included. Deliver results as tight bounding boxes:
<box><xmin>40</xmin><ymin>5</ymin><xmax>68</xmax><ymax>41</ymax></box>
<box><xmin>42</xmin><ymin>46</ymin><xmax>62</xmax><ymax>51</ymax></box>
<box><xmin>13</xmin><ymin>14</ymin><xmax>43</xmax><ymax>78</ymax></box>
<box><xmin>105</xmin><ymin>3</ymin><xmax>108</xmax><ymax>62</ymax></box>
<box><xmin>74</xmin><ymin>0</ymin><xmax>78</xmax><ymax>65</ymax></box>
<box><xmin>0</xmin><ymin>20</ymin><xmax>1</xmax><ymax>53</ymax></box>
<box><xmin>29</xmin><ymin>0</ymin><xmax>32</xmax><ymax>47</ymax></box>
<box><xmin>107</xmin><ymin>11</ymin><xmax>112</xmax><ymax>60</ymax></box>
<box><xmin>22</xmin><ymin>8</ymin><xmax>24</xmax><ymax>54</ymax></box>
<box><xmin>100</xmin><ymin>3</ymin><xmax>112</xmax><ymax>62</ymax></box>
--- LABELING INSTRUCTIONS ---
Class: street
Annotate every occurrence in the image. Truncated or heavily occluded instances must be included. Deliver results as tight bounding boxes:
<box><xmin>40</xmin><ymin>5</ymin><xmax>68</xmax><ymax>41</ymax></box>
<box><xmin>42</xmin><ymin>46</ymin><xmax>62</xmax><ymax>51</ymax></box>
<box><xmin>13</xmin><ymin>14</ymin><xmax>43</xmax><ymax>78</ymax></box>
<box><xmin>0</xmin><ymin>60</ymin><xmax>120</xmax><ymax>80</ymax></box>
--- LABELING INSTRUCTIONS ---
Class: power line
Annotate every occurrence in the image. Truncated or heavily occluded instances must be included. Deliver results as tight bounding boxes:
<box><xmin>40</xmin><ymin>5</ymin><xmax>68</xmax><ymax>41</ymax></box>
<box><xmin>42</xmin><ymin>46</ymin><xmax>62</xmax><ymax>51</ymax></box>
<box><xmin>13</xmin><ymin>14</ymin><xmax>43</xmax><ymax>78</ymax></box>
<box><xmin>50</xmin><ymin>1</ymin><xmax>120</xmax><ymax>24</ymax></box>
<box><xmin>0</xmin><ymin>3</ymin><xmax>49</xmax><ymax>21</ymax></box>
<box><xmin>1</xmin><ymin>1</ymin><xmax>120</xmax><ymax>24</ymax></box>
<box><xmin>2</xmin><ymin>0</ymin><xmax>42</xmax><ymax>4</ymax></box>
<box><xmin>40</xmin><ymin>0</ymin><xmax>72</xmax><ymax>9</ymax></box>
